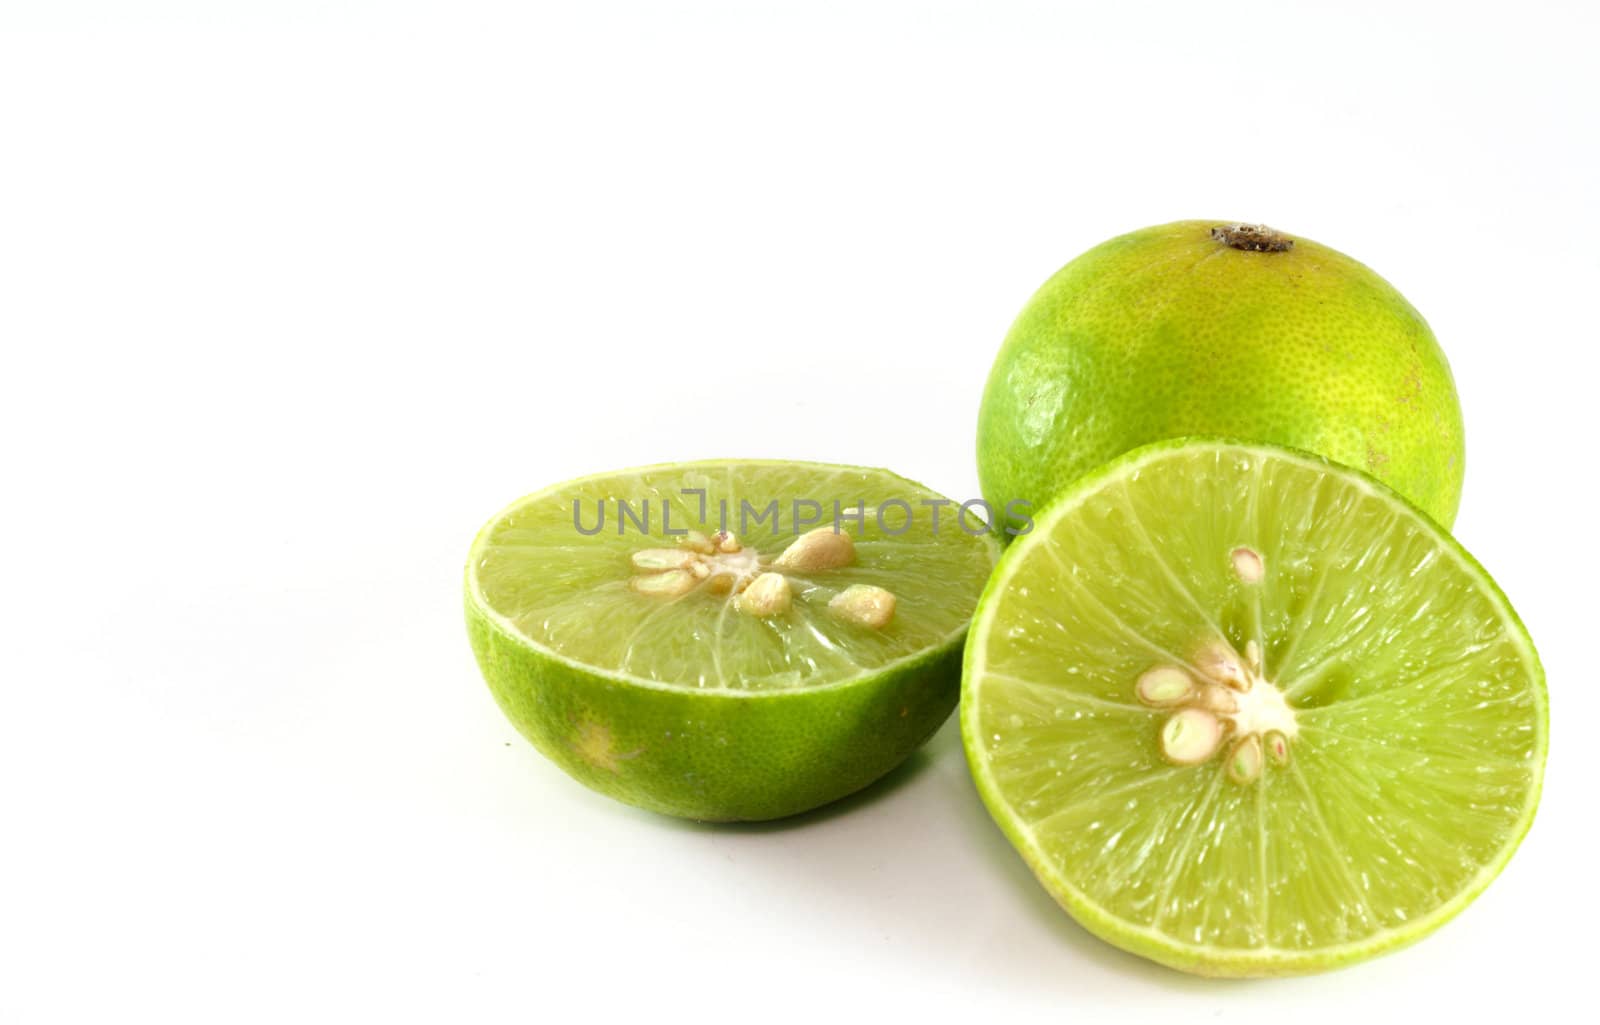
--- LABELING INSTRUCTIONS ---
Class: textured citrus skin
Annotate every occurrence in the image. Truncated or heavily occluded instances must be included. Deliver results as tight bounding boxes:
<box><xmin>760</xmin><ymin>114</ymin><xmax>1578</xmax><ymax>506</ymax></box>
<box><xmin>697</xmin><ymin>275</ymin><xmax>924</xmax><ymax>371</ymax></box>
<box><xmin>977</xmin><ymin>221</ymin><xmax>1465</xmax><ymax>530</ymax></box>
<box><xmin>466</xmin><ymin>603</ymin><xmax>965</xmax><ymax>822</ymax></box>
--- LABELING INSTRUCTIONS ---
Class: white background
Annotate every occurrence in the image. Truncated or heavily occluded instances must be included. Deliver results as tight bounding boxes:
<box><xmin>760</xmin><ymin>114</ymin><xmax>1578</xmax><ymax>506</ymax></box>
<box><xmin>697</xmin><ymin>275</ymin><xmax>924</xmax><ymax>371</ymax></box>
<box><xmin>2</xmin><ymin>2</ymin><xmax>1595</xmax><ymax>1020</ymax></box>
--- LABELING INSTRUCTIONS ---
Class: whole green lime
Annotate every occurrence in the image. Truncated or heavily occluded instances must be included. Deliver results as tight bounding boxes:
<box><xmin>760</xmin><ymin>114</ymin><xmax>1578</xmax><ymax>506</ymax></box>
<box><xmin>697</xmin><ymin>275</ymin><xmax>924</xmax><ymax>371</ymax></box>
<box><xmin>977</xmin><ymin>221</ymin><xmax>1465</xmax><ymax>530</ymax></box>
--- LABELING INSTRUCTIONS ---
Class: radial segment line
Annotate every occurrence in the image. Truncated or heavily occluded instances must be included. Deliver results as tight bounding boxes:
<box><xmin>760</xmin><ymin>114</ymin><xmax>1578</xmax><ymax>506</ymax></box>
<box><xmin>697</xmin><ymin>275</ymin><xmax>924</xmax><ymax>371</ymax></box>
<box><xmin>618</xmin><ymin>594</ymin><xmax>689</xmax><ymax>677</ymax></box>
<box><xmin>1027</xmin><ymin>766</ymin><xmax>1191</xmax><ymax>831</ymax></box>
<box><xmin>1287</xmin><ymin>760</ymin><xmax>1379</xmax><ymax>933</ymax></box>
<box><xmin>1244</xmin><ymin>454</ymin><xmax>1267</xmax><ymax>663</ymax></box>
<box><xmin>1266</xmin><ymin>474</ymin><xmax>1377</xmax><ymax>680</ymax></box>
<box><xmin>1299</xmin><ymin>678</ymin><xmax>1523</xmax><ymax>719</ymax></box>
<box><xmin>795</xmin><ymin>610</ymin><xmax>862</xmax><ymax>673</ymax></box>
<box><xmin>1037</xmin><ymin>541</ymin><xmax>1214</xmax><ymax>680</ymax></box>
<box><xmin>1291</xmin><ymin>645</ymin><xmax>1516</xmax><ymax>714</ymax></box>
<box><xmin>1279</xmin><ymin>655</ymin><xmax>1344</xmax><ymax>701</ymax></box>
<box><xmin>1296</xmin><ymin>722</ymin><xmax>1532</xmax><ymax>771</ymax></box>
<box><xmin>711</xmin><ymin>594</ymin><xmax>733</xmax><ymax>689</ymax></box>
<box><xmin>983</xmin><ymin>672</ymin><xmax>1149</xmax><ymax>714</ymax></box>
<box><xmin>1270</xmin><ymin>565</ymin><xmax>1329</xmax><ymax>684</ymax></box>
<box><xmin>1255</xmin><ymin>770</ymin><xmax>1270</xmax><ymax>948</ymax></box>
<box><xmin>1150</xmin><ymin>765</ymin><xmax>1228</xmax><ymax>933</ymax></box>
<box><xmin>1118</xmin><ymin>481</ymin><xmax>1230</xmax><ymax>643</ymax></box>
<box><xmin>1277</xmin><ymin>503</ymin><xmax>1412</xmax><ymax>684</ymax></box>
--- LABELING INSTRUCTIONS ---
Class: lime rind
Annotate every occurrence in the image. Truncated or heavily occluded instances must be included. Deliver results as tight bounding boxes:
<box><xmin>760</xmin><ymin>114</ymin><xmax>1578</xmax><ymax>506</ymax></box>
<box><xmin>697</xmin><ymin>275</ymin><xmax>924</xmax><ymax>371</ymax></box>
<box><xmin>961</xmin><ymin>437</ymin><xmax>1547</xmax><ymax>976</ymax></box>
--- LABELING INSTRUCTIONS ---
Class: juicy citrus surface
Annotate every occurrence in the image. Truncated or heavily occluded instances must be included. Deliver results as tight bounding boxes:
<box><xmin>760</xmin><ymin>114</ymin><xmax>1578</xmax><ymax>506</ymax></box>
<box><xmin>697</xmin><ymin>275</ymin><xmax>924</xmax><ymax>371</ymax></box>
<box><xmin>468</xmin><ymin>460</ymin><xmax>999</xmax><ymax>821</ymax></box>
<box><xmin>962</xmin><ymin>439</ymin><xmax>1545</xmax><ymax>976</ymax></box>
<box><xmin>977</xmin><ymin>221</ymin><xmax>1466</xmax><ymax>531</ymax></box>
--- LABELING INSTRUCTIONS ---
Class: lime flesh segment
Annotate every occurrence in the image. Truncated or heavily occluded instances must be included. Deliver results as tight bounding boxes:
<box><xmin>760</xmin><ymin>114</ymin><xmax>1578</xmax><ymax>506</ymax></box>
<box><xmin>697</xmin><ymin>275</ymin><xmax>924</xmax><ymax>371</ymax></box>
<box><xmin>468</xmin><ymin>460</ymin><xmax>999</xmax><ymax>821</ymax></box>
<box><xmin>961</xmin><ymin>439</ymin><xmax>1546</xmax><ymax>976</ymax></box>
<box><xmin>474</xmin><ymin>461</ymin><xmax>996</xmax><ymax>689</ymax></box>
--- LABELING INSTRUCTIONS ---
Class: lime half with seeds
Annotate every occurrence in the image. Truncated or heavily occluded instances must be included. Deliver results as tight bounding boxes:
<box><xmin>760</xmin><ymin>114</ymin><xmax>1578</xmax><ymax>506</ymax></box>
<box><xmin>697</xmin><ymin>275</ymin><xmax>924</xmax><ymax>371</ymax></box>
<box><xmin>467</xmin><ymin>459</ymin><xmax>1000</xmax><ymax>822</ymax></box>
<box><xmin>961</xmin><ymin>438</ymin><xmax>1546</xmax><ymax>976</ymax></box>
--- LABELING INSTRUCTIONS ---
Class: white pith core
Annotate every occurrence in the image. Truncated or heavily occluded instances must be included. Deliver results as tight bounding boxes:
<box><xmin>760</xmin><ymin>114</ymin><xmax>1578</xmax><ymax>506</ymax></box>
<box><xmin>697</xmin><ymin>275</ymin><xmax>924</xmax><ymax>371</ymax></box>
<box><xmin>1227</xmin><ymin>672</ymin><xmax>1298</xmax><ymax>740</ymax></box>
<box><xmin>1137</xmin><ymin>641</ymin><xmax>1301</xmax><ymax>780</ymax></box>
<box><xmin>1129</xmin><ymin>543</ymin><xmax>1301</xmax><ymax>779</ymax></box>
<box><xmin>705</xmin><ymin>546</ymin><xmax>762</xmax><ymax>589</ymax></box>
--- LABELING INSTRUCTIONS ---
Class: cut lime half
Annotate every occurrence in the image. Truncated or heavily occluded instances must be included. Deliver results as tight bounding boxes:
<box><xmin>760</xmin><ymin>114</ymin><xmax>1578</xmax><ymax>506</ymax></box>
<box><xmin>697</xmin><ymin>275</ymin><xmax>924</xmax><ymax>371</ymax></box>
<box><xmin>961</xmin><ymin>439</ymin><xmax>1546</xmax><ymax>976</ymax></box>
<box><xmin>467</xmin><ymin>459</ymin><xmax>999</xmax><ymax>821</ymax></box>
